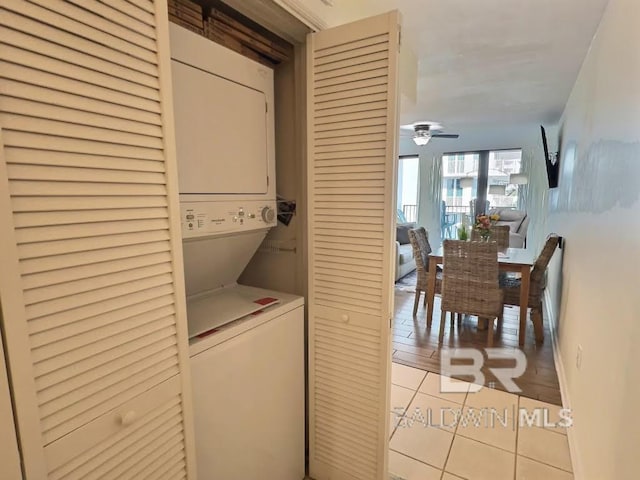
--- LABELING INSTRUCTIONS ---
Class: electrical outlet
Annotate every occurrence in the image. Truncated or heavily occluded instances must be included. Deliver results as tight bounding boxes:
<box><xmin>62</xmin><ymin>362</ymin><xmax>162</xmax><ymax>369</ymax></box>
<box><xmin>576</xmin><ymin>345</ymin><xmax>583</xmax><ymax>369</ymax></box>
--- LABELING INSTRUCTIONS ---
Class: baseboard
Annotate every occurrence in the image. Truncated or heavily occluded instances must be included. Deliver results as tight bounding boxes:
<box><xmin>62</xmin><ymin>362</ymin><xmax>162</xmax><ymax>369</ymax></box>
<box><xmin>544</xmin><ymin>290</ymin><xmax>583</xmax><ymax>480</ymax></box>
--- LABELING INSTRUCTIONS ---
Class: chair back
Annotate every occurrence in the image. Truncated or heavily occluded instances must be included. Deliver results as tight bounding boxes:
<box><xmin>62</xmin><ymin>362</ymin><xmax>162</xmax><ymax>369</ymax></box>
<box><xmin>530</xmin><ymin>234</ymin><xmax>560</xmax><ymax>294</ymax></box>
<box><xmin>408</xmin><ymin>227</ymin><xmax>432</xmax><ymax>284</ymax></box>
<box><xmin>441</xmin><ymin>240</ymin><xmax>501</xmax><ymax>317</ymax></box>
<box><xmin>470</xmin><ymin>225</ymin><xmax>510</xmax><ymax>249</ymax></box>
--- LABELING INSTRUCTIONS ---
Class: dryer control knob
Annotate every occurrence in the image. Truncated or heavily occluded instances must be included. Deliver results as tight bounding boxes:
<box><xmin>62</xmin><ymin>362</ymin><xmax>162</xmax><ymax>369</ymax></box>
<box><xmin>261</xmin><ymin>206</ymin><xmax>276</xmax><ymax>223</ymax></box>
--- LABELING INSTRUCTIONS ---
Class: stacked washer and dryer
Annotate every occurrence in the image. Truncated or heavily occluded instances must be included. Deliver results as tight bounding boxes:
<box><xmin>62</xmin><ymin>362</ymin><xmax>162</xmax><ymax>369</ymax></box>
<box><xmin>169</xmin><ymin>24</ymin><xmax>305</xmax><ymax>480</ymax></box>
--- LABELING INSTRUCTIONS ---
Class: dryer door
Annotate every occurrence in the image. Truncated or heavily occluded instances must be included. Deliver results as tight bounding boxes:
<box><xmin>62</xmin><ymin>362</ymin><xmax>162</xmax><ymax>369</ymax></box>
<box><xmin>172</xmin><ymin>60</ymin><xmax>269</xmax><ymax>194</ymax></box>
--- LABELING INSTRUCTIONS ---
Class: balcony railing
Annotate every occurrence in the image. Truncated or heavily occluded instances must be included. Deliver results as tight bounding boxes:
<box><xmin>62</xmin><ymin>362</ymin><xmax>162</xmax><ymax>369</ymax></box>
<box><xmin>402</xmin><ymin>204</ymin><xmax>417</xmax><ymax>223</ymax></box>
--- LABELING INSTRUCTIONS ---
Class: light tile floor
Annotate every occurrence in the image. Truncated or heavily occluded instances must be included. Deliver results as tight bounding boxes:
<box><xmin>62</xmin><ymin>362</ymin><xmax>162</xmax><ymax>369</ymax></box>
<box><xmin>389</xmin><ymin>362</ymin><xmax>574</xmax><ymax>480</ymax></box>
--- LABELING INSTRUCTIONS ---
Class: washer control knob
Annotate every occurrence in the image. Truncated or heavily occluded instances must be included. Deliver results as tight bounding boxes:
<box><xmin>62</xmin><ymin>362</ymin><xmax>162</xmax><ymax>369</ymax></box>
<box><xmin>261</xmin><ymin>206</ymin><xmax>276</xmax><ymax>223</ymax></box>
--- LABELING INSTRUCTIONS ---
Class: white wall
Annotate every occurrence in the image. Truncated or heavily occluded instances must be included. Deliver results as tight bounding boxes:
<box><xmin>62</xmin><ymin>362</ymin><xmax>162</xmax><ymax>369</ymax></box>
<box><xmin>240</xmin><ymin>51</ymin><xmax>306</xmax><ymax>295</ymax></box>
<box><xmin>545</xmin><ymin>0</ymin><xmax>640</xmax><ymax>477</ymax></box>
<box><xmin>399</xmin><ymin>123</ymin><xmax>555</xmax><ymax>249</ymax></box>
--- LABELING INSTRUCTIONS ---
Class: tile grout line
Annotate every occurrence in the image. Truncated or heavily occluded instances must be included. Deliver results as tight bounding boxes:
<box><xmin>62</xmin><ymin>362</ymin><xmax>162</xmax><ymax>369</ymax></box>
<box><xmin>438</xmin><ymin>372</ymin><xmax>468</xmax><ymax>479</ymax></box>
<box><xmin>517</xmin><ymin>453</ymin><xmax>574</xmax><ymax>474</ymax></box>
<box><xmin>513</xmin><ymin>394</ymin><xmax>521</xmax><ymax>479</ymax></box>
<box><xmin>388</xmin><ymin>368</ymin><xmax>427</xmax><ymax>466</ymax></box>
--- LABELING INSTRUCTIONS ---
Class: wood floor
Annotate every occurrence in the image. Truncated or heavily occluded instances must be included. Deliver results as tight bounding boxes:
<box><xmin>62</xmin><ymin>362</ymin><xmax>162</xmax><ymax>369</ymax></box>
<box><xmin>392</xmin><ymin>286</ymin><xmax>562</xmax><ymax>405</ymax></box>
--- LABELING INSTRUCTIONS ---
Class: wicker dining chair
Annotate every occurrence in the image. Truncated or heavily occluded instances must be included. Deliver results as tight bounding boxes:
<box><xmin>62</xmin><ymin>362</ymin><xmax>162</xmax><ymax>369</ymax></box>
<box><xmin>408</xmin><ymin>227</ymin><xmax>442</xmax><ymax>316</ymax></box>
<box><xmin>471</xmin><ymin>225</ymin><xmax>510</xmax><ymax>250</ymax></box>
<box><xmin>439</xmin><ymin>240</ymin><xmax>504</xmax><ymax>346</ymax></box>
<box><xmin>500</xmin><ymin>234</ymin><xmax>560</xmax><ymax>342</ymax></box>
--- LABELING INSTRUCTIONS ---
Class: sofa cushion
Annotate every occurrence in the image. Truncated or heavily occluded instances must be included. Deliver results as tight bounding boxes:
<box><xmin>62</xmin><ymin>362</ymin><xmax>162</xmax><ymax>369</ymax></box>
<box><xmin>496</xmin><ymin>220</ymin><xmax>523</xmax><ymax>233</ymax></box>
<box><xmin>492</xmin><ymin>209</ymin><xmax>526</xmax><ymax>233</ymax></box>
<box><xmin>397</xmin><ymin>243</ymin><xmax>414</xmax><ymax>264</ymax></box>
<box><xmin>396</xmin><ymin>222</ymin><xmax>416</xmax><ymax>245</ymax></box>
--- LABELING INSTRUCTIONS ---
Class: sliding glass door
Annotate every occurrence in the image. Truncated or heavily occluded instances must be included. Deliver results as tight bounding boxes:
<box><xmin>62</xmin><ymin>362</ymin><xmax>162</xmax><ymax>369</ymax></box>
<box><xmin>441</xmin><ymin>149</ymin><xmax>522</xmax><ymax>238</ymax></box>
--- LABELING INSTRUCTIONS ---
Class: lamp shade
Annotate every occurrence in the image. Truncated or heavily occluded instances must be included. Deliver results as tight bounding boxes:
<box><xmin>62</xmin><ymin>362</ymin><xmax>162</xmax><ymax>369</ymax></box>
<box><xmin>459</xmin><ymin>176</ymin><xmax>474</xmax><ymax>188</ymax></box>
<box><xmin>509</xmin><ymin>173</ymin><xmax>529</xmax><ymax>185</ymax></box>
<box><xmin>488</xmin><ymin>184</ymin><xmax>506</xmax><ymax>195</ymax></box>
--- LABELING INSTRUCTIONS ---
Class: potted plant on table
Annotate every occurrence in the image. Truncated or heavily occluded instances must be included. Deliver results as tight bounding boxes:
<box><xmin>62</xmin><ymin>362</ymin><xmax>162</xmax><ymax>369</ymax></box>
<box><xmin>474</xmin><ymin>213</ymin><xmax>500</xmax><ymax>241</ymax></box>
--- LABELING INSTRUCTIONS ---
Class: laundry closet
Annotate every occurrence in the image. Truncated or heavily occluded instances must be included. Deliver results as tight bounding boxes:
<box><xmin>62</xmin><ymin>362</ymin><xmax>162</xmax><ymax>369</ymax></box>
<box><xmin>0</xmin><ymin>1</ymin><xmax>401</xmax><ymax>479</ymax></box>
<box><xmin>167</xmin><ymin>2</ymin><xmax>308</xmax><ymax>477</ymax></box>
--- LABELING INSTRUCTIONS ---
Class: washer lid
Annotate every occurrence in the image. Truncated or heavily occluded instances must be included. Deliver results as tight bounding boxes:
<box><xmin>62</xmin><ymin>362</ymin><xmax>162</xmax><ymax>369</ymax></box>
<box><xmin>186</xmin><ymin>286</ymin><xmax>280</xmax><ymax>338</ymax></box>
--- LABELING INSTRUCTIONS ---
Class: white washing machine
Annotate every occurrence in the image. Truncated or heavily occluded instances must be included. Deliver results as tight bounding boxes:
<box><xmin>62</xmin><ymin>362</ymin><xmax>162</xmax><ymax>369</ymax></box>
<box><xmin>188</xmin><ymin>287</ymin><xmax>304</xmax><ymax>480</ymax></box>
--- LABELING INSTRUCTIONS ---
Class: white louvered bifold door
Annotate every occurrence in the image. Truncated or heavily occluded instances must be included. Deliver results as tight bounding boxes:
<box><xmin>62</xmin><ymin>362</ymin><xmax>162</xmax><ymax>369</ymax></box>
<box><xmin>307</xmin><ymin>11</ymin><xmax>401</xmax><ymax>480</ymax></box>
<box><xmin>0</xmin><ymin>1</ymin><xmax>195</xmax><ymax>478</ymax></box>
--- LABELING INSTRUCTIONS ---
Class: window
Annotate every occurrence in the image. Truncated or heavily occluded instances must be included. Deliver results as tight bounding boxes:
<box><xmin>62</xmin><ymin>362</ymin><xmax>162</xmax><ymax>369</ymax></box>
<box><xmin>397</xmin><ymin>155</ymin><xmax>419</xmax><ymax>222</ymax></box>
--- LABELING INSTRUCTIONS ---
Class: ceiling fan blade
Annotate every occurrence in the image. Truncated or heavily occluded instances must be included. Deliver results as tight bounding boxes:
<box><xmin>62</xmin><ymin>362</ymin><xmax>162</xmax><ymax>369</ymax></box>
<box><xmin>431</xmin><ymin>134</ymin><xmax>460</xmax><ymax>139</ymax></box>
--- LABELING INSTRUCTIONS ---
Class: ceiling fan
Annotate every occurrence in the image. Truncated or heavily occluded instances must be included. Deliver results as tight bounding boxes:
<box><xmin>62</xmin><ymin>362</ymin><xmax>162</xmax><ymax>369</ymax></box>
<box><xmin>400</xmin><ymin>122</ymin><xmax>460</xmax><ymax>146</ymax></box>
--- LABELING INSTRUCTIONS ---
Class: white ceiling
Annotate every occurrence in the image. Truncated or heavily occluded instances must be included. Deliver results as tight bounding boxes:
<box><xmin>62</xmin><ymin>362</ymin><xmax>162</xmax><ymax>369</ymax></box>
<box><xmin>300</xmin><ymin>0</ymin><xmax>610</xmax><ymax>131</ymax></box>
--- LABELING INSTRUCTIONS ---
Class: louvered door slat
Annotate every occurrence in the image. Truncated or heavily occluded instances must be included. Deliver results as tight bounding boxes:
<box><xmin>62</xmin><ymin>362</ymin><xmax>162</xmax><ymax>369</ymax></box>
<box><xmin>15</xmin><ymin>218</ymin><xmax>170</xmax><ymax>243</ymax></box>
<box><xmin>315</xmin><ymin>51</ymin><xmax>389</xmax><ymax>74</ymax></box>
<box><xmin>7</xmin><ymin>165</ymin><xmax>165</xmax><ymax>184</ymax></box>
<box><xmin>25</xmin><ymin>272</ymin><xmax>173</xmax><ymax>320</ymax></box>
<box><xmin>0</xmin><ymin>21</ymin><xmax>159</xmax><ymax>89</ymax></box>
<box><xmin>1</xmin><ymin>4</ymin><xmax>157</xmax><ymax>76</ymax></box>
<box><xmin>101</xmin><ymin>0</ymin><xmax>156</xmax><ymax>27</ymax></box>
<box><xmin>0</xmin><ymin>61</ymin><xmax>161</xmax><ymax>114</ymax></box>
<box><xmin>37</xmin><ymin>339</ymin><xmax>178</xmax><ymax>406</ymax></box>
<box><xmin>315</xmin><ymin>67</ymin><xmax>389</xmax><ymax>89</ymax></box>
<box><xmin>14</xmin><ymin>207</ymin><xmax>168</xmax><ymax>228</ymax></box>
<box><xmin>315</xmin><ymin>100</ymin><xmax>388</xmax><ymax>118</ymax></box>
<box><xmin>13</xmin><ymin>195</ymin><xmax>168</xmax><ymax>212</ymax></box>
<box><xmin>4</xmin><ymin>132</ymin><xmax>165</xmax><ymax>161</ymax></box>
<box><xmin>0</xmin><ymin>1</ymin><xmax>193</xmax><ymax>477</ymax></box>
<box><xmin>315</xmin><ymin>33</ymin><xmax>390</xmax><ymax>57</ymax></box>
<box><xmin>28</xmin><ymin>0</ymin><xmax>157</xmax><ymax>53</ymax></box>
<box><xmin>29</xmin><ymin>295</ymin><xmax>175</xmax><ymax>349</ymax></box>
<box><xmin>308</xmin><ymin>11</ymin><xmax>400</xmax><ymax>480</ymax></box>
<box><xmin>142</xmin><ymin>453</ymin><xmax>187</xmax><ymax>480</ymax></box>
<box><xmin>32</xmin><ymin>309</ymin><xmax>175</xmax><ymax>364</ymax></box>
<box><xmin>22</xmin><ymin>253</ymin><xmax>173</xmax><ymax>290</ymax></box>
<box><xmin>1</xmin><ymin>114</ymin><xmax>163</xmax><ymax>148</ymax></box>
<box><xmin>29</xmin><ymin>283</ymin><xmax>175</xmax><ymax>333</ymax></box>
<box><xmin>24</xmin><ymin>263</ymin><xmax>173</xmax><ymax>304</ymax></box>
<box><xmin>316</xmin><ymin>108</ymin><xmax>385</xmax><ymax>125</ymax></box>
<box><xmin>0</xmin><ymin>43</ymin><xmax>160</xmax><ymax>102</ymax></box>
<box><xmin>0</xmin><ymin>79</ymin><xmax>162</xmax><ymax>126</ymax></box>
<box><xmin>19</xmin><ymin>232</ymin><xmax>169</xmax><ymax>262</ymax></box>
<box><xmin>126</xmin><ymin>0</ymin><xmax>155</xmax><ymax>15</ymax></box>
<box><xmin>0</xmin><ymin>98</ymin><xmax>163</xmax><ymax>138</ymax></box>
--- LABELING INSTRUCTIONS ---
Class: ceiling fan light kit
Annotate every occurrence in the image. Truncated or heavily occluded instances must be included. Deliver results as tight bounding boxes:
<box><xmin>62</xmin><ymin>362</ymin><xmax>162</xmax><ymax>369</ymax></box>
<box><xmin>413</xmin><ymin>133</ymin><xmax>431</xmax><ymax>145</ymax></box>
<box><xmin>402</xmin><ymin>121</ymin><xmax>460</xmax><ymax>146</ymax></box>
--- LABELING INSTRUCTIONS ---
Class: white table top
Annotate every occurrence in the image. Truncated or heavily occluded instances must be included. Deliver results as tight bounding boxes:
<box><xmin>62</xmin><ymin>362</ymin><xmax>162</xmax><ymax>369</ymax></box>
<box><xmin>430</xmin><ymin>246</ymin><xmax>535</xmax><ymax>266</ymax></box>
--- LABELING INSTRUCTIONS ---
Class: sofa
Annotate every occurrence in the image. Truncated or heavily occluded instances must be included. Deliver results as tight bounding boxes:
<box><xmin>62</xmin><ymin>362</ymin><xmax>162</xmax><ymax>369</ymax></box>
<box><xmin>395</xmin><ymin>222</ymin><xmax>417</xmax><ymax>280</ymax></box>
<box><xmin>488</xmin><ymin>208</ymin><xmax>530</xmax><ymax>248</ymax></box>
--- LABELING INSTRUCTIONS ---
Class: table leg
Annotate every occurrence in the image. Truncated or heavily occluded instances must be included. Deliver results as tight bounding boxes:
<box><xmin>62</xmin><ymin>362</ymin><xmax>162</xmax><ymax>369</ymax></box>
<box><xmin>519</xmin><ymin>265</ymin><xmax>530</xmax><ymax>346</ymax></box>
<box><xmin>426</xmin><ymin>257</ymin><xmax>437</xmax><ymax>329</ymax></box>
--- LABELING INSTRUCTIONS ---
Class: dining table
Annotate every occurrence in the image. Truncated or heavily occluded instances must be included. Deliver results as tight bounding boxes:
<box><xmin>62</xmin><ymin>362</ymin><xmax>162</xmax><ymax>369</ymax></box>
<box><xmin>425</xmin><ymin>246</ymin><xmax>536</xmax><ymax>346</ymax></box>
